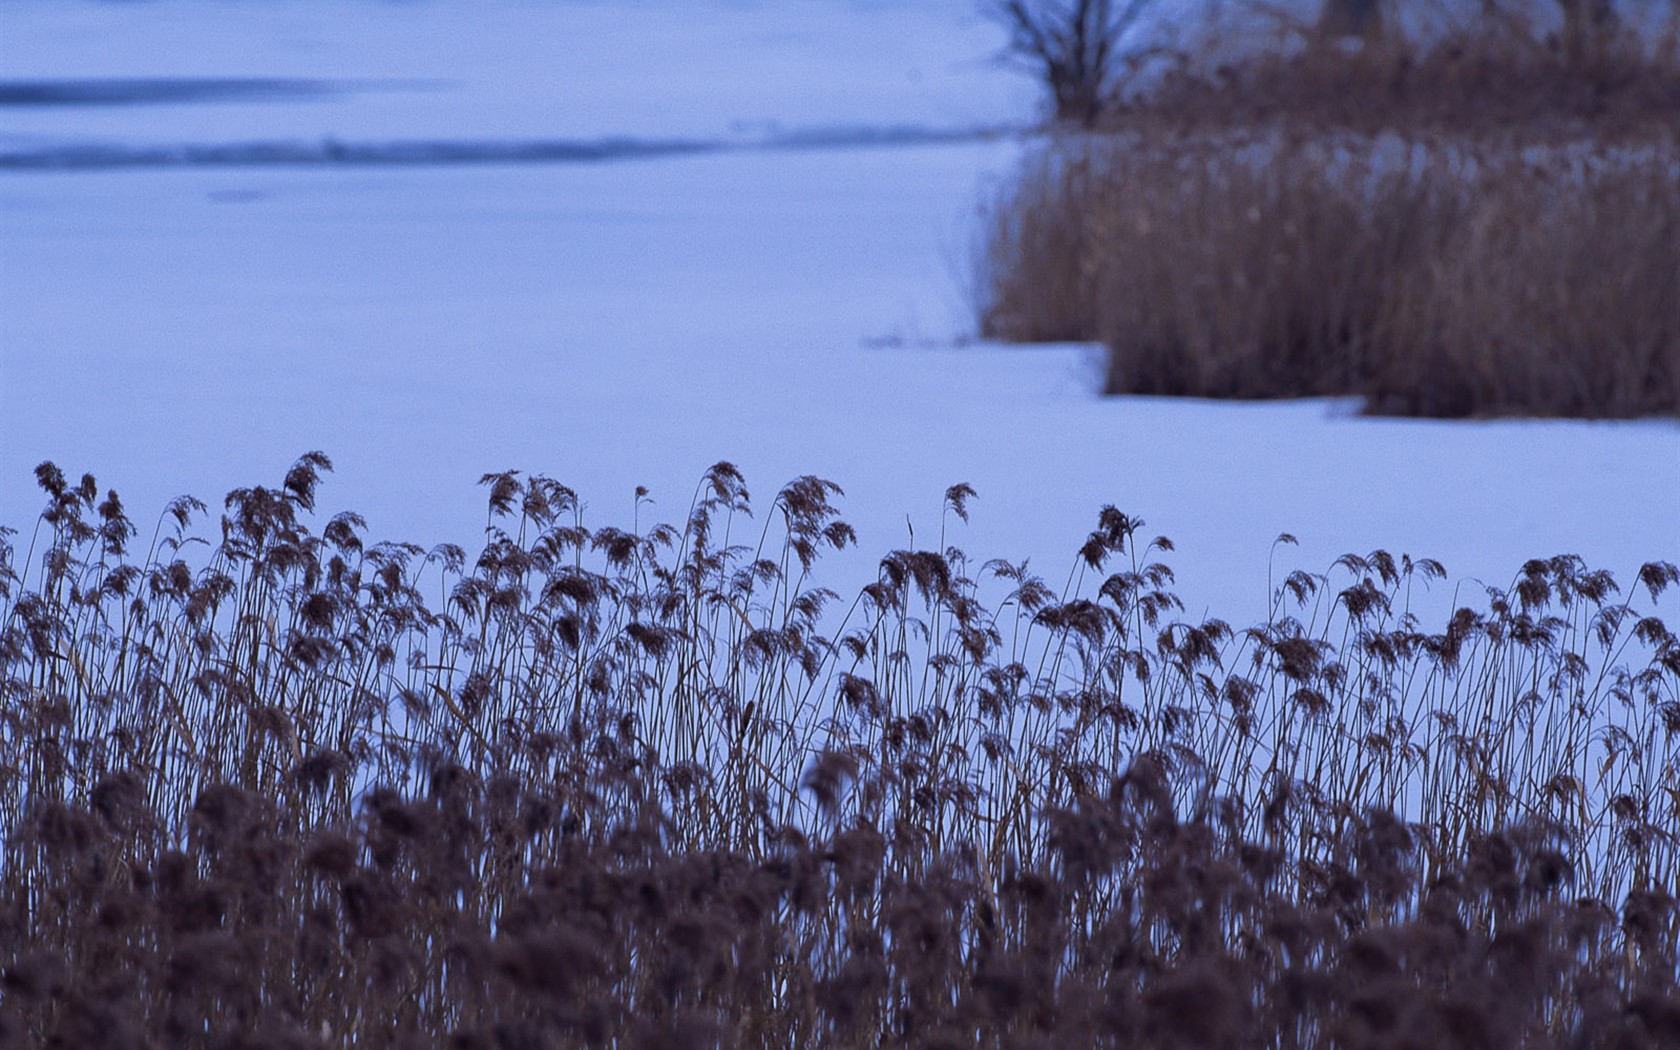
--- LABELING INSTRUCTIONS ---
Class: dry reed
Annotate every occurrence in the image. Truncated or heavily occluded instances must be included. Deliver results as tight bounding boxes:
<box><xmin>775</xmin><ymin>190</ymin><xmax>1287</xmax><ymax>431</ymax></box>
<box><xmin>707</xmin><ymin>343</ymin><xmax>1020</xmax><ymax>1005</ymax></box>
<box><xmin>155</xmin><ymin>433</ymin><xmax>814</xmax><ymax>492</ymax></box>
<box><xmin>2</xmin><ymin>456</ymin><xmax>1676</xmax><ymax>1045</ymax></box>
<box><xmin>978</xmin><ymin>2</ymin><xmax>1680</xmax><ymax>418</ymax></box>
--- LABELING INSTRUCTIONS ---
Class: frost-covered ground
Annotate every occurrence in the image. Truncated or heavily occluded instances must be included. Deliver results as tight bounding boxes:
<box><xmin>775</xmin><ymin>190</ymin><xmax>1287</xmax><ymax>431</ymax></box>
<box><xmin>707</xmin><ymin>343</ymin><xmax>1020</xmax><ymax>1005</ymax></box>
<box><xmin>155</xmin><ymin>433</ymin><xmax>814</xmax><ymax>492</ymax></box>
<box><xmin>1</xmin><ymin>0</ymin><xmax>1675</xmax><ymax>626</ymax></box>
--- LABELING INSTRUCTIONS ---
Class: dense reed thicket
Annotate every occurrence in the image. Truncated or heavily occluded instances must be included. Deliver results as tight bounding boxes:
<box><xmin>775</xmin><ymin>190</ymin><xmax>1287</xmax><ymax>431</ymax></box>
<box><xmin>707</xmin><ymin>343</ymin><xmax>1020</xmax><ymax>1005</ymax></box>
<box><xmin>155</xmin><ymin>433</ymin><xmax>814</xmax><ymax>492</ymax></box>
<box><xmin>3</xmin><ymin>456</ymin><xmax>1678</xmax><ymax>1045</ymax></box>
<box><xmin>978</xmin><ymin>1</ymin><xmax>1680</xmax><ymax>418</ymax></box>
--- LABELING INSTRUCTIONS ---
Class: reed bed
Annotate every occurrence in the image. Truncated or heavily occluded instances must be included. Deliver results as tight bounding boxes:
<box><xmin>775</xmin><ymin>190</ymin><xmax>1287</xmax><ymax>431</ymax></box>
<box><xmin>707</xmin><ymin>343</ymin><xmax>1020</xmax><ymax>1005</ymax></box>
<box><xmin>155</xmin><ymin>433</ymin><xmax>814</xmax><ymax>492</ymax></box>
<box><xmin>2</xmin><ymin>455</ymin><xmax>1677</xmax><ymax>1045</ymax></box>
<box><xmin>1133</xmin><ymin>1</ymin><xmax>1680</xmax><ymax>139</ymax></box>
<box><xmin>978</xmin><ymin>4</ymin><xmax>1680</xmax><ymax>418</ymax></box>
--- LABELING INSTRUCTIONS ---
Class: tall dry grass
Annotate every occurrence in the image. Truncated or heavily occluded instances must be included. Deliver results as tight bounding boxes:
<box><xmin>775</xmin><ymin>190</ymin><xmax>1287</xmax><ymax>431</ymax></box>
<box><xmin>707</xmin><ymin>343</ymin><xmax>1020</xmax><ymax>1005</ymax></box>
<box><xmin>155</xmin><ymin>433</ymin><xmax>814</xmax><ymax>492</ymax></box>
<box><xmin>2</xmin><ymin>456</ymin><xmax>1677</xmax><ymax>1044</ymax></box>
<box><xmin>1133</xmin><ymin>2</ymin><xmax>1680</xmax><ymax>138</ymax></box>
<box><xmin>981</xmin><ymin>131</ymin><xmax>1679</xmax><ymax>417</ymax></box>
<box><xmin>978</xmin><ymin>1</ymin><xmax>1680</xmax><ymax>418</ymax></box>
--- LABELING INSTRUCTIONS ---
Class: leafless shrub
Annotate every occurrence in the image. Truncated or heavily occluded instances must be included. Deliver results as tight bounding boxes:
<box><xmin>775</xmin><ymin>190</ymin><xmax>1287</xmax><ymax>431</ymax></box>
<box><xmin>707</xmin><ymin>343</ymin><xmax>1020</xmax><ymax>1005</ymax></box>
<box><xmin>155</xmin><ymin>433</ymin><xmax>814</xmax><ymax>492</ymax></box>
<box><xmin>987</xmin><ymin>0</ymin><xmax>1162</xmax><ymax>126</ymax></box>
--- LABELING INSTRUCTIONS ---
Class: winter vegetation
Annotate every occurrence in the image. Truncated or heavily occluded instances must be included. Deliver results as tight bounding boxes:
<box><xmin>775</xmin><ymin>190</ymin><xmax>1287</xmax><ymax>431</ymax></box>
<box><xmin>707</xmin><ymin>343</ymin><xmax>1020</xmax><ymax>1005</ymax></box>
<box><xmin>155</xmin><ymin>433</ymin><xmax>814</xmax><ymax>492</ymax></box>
<box><xmin>981</xmin><ymin>0</ymin><xmax>1680</xmax><ymax>417</ymax></box>
<box><xmin>3</xmin><ymin>0</ymin><xmax>1677</xmax><ymax>1044</ymax></box>
<box><xmin>2</xmin><ymin>456</ymin><xmax>1677</xmax><ymax>1044</ymax></box>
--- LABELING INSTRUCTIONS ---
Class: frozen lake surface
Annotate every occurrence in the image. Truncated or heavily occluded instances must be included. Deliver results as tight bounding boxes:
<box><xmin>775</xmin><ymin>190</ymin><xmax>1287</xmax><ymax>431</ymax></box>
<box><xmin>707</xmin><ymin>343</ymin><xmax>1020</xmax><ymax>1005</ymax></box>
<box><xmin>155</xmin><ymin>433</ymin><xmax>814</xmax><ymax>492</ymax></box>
<box><xmin>0</xmin><ymin>0</ymin><xmax>1031</xmax><ymax>163</ymax></box>
<box><xmin>2</xmin><ymin>0</ymin><xmax>1675</xmax><ymax>626</ymax></box>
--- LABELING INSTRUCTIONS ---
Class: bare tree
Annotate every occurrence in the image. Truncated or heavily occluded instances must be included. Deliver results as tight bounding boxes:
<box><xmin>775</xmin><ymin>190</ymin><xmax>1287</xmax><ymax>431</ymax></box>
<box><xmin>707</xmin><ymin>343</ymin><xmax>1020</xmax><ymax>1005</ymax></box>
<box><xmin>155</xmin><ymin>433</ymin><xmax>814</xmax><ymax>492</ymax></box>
<box><xmin>988</xmin><ymin>0</ymin><xmax>1157</xmax><ymax>126</ymax></box>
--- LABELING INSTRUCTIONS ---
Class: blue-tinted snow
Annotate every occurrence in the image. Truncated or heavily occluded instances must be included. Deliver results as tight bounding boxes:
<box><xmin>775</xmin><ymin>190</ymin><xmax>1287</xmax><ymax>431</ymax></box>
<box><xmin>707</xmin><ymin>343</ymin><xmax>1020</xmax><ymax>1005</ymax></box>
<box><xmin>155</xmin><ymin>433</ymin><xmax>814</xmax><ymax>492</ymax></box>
<box><xmin>1</xmin><ymin>0</ymin><xmax>1675</xmax><ymax>627</ymax></box>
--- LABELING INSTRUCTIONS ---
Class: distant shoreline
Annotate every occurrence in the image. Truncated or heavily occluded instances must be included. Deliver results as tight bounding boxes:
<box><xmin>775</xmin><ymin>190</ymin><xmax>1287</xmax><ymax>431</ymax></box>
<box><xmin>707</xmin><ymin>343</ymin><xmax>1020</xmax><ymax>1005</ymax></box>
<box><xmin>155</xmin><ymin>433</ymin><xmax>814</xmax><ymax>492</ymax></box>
<box><xmin>0</xmin><ymin>123</ymin><xmax>1025</xmax><ymax>172</ymax></box>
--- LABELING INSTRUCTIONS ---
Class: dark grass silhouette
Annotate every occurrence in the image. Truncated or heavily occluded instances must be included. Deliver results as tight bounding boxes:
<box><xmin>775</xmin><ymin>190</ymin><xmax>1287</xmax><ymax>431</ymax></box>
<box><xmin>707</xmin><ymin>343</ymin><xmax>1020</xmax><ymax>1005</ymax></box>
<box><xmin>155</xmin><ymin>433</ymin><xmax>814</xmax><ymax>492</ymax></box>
<box><xmin>3</xmin><ymin>456</ymin><xmax>1677</xmax><ymax>1045</ymax></box>
<box><xmin>978</xmin><ymin>3</ymin><xmax>1680</xmax><ymax>418</ymax></box>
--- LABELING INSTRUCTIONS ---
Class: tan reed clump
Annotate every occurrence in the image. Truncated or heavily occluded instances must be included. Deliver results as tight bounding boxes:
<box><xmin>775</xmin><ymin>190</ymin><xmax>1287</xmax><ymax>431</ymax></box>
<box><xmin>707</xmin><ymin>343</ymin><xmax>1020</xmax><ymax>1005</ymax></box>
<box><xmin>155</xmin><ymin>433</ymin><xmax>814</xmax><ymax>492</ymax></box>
<box><xmin>977</xmin><ymin>1</ymin><xmax>1680</xmax><ymax>418</ymax></box>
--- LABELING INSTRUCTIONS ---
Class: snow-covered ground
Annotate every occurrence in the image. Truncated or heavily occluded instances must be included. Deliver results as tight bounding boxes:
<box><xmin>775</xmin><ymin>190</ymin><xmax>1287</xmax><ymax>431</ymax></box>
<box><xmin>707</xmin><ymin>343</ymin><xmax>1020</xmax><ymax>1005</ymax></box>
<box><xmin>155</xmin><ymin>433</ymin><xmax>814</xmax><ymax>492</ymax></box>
<box><xmin>1</xmin><ymin>0</ymin><xmax>1675</xmax><ymax>627</ymax></box>
<box><xmin>0</xmin><ymin>0</ymin><xmax>1031</xmax><ymax>159</ymax></box>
